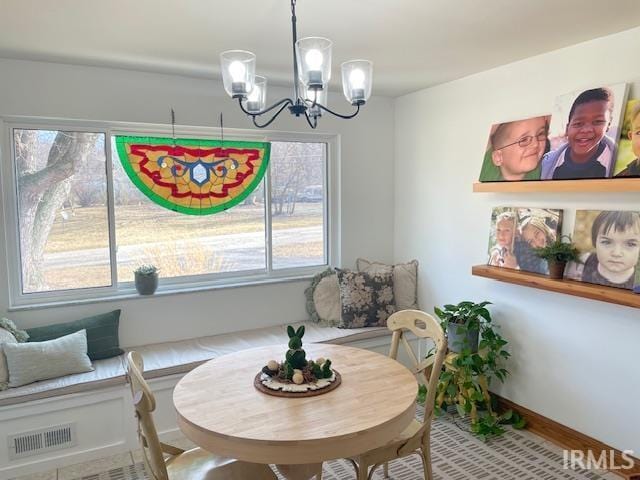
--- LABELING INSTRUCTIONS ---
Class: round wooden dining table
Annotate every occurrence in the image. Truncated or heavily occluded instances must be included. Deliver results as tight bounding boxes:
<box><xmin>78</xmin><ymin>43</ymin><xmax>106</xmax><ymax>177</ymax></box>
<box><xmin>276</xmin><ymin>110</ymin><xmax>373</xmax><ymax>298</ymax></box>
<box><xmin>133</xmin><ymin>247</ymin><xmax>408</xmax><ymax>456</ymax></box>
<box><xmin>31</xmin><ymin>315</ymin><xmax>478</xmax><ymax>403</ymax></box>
<box><xmin>173</xmin><ymin>343</ymin><xmax>418</xmax><ymax>474</ymax></box>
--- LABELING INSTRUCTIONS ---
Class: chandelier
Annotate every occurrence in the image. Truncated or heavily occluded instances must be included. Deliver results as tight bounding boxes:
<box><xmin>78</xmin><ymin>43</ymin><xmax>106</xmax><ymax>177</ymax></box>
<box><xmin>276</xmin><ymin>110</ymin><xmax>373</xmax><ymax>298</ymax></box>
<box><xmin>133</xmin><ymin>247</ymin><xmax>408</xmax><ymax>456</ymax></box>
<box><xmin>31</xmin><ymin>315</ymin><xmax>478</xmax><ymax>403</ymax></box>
<box><xmin>219</xmin><ymin>0</ymin><xmax>373</xmax><ymax>129</ymax></box>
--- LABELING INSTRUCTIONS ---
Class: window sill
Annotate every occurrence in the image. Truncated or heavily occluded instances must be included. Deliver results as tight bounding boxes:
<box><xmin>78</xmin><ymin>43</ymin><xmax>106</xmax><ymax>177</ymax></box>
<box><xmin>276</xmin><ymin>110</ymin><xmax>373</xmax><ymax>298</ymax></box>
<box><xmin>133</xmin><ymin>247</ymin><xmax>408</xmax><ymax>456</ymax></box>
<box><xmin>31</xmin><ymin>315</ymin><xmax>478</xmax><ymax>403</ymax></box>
<box><xmin>8</xmin><ymin>271</ymin><xmax>321</xmax><ymax>312</ymax></box>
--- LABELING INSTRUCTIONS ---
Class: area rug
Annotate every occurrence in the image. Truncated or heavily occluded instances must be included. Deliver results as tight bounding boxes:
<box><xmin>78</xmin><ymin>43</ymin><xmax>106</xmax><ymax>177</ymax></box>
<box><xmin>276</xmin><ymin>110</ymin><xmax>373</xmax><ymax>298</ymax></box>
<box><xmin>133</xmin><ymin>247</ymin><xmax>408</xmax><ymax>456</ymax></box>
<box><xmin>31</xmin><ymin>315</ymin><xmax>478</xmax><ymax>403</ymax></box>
<box><xmin>76</xmin><ymin>407</ymin><xmax>613</xmax><ymax>480</ymax></box>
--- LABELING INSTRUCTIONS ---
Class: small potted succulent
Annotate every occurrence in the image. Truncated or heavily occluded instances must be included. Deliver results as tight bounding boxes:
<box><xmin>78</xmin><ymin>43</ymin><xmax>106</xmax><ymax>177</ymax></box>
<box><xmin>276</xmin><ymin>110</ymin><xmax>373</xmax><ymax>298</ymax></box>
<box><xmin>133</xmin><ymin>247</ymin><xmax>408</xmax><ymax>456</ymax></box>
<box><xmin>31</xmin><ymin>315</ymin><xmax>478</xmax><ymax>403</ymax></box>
<box><xmin>134</xmin><ymin>264</ymin><xmax>159</xmax><ymax>295</ymax></box>
<box><xmin>533</xmin><ymin>235</ymin><xmax>580</xmax><ymax>280</ymax></box>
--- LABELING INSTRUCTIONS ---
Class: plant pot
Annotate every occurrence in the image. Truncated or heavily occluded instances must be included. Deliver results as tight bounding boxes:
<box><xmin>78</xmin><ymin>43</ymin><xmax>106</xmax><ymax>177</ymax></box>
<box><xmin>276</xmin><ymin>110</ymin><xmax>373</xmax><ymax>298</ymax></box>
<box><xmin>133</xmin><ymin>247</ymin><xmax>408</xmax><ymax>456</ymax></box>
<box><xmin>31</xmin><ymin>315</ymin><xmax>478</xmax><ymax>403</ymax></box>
<box><xmin>548</xmin><ymin>260</ymin><xmax>566</xmax><ymax>280</ymax></box>
<box><xmin>446</xmin><ymin>324</ymin><xmax>479</xmax><ymax>353</ymax></box>
<box><xmin>135</xmin><ymin>272</ymin><xmax>158</xmax><ymax>295</ymax></box>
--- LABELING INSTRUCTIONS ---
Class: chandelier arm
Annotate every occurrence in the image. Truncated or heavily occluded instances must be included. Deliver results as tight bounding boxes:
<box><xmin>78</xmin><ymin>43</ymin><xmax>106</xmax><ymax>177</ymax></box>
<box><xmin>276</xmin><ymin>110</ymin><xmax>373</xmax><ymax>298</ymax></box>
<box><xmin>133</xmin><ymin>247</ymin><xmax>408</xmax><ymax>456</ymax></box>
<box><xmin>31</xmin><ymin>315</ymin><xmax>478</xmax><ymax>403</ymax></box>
<box><xmin>302</xmin><ymin>96</ymin><xmax>319</xmax><ymax>109</ymax></box>
<box><xmin>303</xmin><ymin>110</ymin><xmax>318</xmax><ymax>129</ymax></box>
<box><xmin>316</xmin><ymin>102</ymin><xmax>361</xmax><ymax>119</ymax></box>
<box><xmin>251</xmin><ymin>101</ymin><xmax>293</xmax><ymax>129</ymax></box>
<box><xmin>237</xmin><ymin>97</ymin><xmax>293</xmax><ymax>117</ymax></box>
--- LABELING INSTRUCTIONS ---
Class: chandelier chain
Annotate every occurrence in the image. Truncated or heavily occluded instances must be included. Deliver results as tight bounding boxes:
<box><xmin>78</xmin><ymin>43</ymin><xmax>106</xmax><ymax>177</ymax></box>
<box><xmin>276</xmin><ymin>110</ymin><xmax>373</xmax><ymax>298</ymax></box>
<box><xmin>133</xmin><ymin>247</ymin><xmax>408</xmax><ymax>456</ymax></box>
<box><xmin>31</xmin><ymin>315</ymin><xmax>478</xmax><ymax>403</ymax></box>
<box><xmin>290</xmin><ymin>0</ymin><xmax>300</xmax><ymax>104</ymax></box>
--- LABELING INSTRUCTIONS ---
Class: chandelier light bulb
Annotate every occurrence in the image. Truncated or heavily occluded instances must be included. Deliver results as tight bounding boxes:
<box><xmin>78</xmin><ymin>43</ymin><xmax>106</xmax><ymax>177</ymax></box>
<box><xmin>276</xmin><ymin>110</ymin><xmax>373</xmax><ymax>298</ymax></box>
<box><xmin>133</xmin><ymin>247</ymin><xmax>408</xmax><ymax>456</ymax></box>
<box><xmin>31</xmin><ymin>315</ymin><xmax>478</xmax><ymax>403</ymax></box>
<box><xmin>349</xmin><ymin>69</ymin><xmax>365</xmax><ymax>89</ymax></box>
<box><xmin>304</xmin><ymin>49</ymin><xmax>324</xmax><ymax>87</ymax></box>
<box><xmin>348</xmin><ymin>68</ymin><xmax>366</xmax><ymax>103</ymax></box>
<box><xmin>305</xmin><ymin>49</ymin><xmax>324</xmax><ymax>70</ymax></box>
<box><xmin>228</xmin><ymin>61</ymin><xmax>246</xmax><ymax>82</ymax></box>
<box><xmin>244</xmin><ymin>75</ymin><xmax>267</xmax><ymax>113</ymax></box>
<box><xmin>247</xmin><ymin>85</ymin><xmax>261</xmax><ymax>102</ymax></box>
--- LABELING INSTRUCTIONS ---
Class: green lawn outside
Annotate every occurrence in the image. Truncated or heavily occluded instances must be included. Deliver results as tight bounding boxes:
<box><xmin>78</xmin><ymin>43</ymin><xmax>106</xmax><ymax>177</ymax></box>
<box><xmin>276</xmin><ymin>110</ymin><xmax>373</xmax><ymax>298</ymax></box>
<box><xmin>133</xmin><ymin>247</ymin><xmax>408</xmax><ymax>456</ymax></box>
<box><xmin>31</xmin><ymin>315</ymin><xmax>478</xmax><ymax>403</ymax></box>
<box><xmin>44</xmin><ymin>203</ymin><xmax>323</xmax><ymax>254</ymax></box>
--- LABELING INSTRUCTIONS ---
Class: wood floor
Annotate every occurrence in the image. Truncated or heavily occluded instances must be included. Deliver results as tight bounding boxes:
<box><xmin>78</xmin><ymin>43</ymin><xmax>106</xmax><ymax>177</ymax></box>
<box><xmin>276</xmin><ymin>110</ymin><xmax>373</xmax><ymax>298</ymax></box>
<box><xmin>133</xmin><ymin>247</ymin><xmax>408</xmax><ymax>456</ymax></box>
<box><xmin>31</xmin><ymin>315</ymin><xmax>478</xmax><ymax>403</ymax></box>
<box><xmin>10</xmin><ymin>407</ymin><xmax>620</xmax><ymax>480</ymax></box>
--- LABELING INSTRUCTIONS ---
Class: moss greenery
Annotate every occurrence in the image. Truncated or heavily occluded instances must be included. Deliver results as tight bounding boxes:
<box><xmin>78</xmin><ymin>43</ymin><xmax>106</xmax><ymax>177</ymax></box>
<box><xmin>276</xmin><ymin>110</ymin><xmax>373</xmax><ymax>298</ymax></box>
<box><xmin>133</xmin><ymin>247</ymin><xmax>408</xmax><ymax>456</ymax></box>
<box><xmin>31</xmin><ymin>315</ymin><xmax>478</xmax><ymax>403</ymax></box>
<box><xmin>261</xmin><ymin>325</ymin><xmax>333</xmax><ymax>383</ymax></box>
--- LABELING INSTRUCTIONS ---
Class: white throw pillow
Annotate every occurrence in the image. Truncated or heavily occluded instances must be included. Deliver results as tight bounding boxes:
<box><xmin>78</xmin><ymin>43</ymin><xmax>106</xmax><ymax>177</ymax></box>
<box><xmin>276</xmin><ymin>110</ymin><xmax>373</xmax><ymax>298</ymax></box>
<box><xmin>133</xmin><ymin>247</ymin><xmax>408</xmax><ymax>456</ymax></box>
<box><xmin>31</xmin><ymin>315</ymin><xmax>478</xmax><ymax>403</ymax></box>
<box><xmin>313</xmin><ymin>274</ymin><xmax>341</xmax><ymax>324</ymax></box>
<box><xmin>305</xmin><ymin>269</ymin><xmax>342</xmax><ymax>326</ymax></box>
<box><xmin>0</xmin><ymin>328</ymin><xmax>18</xmax><ymax>389</ymax></box>
<box><xmin>3</xmin><ymin>329</ymin><xmax>94</xmax><ymax>388</ymax></box>
<box><xmin>356</xmin><ymin>258</ymin><xmax>419</xmax><ymax>310</ymax></box>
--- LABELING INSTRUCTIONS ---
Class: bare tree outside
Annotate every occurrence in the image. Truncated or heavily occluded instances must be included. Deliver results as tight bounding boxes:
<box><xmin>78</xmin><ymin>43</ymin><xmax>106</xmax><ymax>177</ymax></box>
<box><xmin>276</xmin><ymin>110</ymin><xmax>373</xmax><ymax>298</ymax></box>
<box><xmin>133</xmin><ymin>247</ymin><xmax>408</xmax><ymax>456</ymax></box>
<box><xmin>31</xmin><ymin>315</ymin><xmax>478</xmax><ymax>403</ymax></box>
<box><xmin>270</xmin><ymin>141</ymin><xmax>326</xmax><ymax>269</ymax></box>
<box><xmin>270</xmin><ymin>142</ymin><xmax>325</xmax><ymax>216</ymax></box>
<box><xmin>15</xmin><ymin>129</ymin><xmax>111</xmax><ymax>293</ymax></box>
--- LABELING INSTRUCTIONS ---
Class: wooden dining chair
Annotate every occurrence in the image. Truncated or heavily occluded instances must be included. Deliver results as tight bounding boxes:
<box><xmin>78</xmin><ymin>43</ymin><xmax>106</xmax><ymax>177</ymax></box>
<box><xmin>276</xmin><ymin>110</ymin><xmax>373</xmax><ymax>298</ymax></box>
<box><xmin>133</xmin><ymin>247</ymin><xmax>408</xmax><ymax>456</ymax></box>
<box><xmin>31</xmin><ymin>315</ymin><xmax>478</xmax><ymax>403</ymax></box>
<box><xmin>125</xmin><ymin>351</ymin><xmax>276</xmax><ymax>480</ymax></box>
<box><xmin>347</xmin><ymin>310</ymin><xmax>447</xmax><ymax>480</ymax></box>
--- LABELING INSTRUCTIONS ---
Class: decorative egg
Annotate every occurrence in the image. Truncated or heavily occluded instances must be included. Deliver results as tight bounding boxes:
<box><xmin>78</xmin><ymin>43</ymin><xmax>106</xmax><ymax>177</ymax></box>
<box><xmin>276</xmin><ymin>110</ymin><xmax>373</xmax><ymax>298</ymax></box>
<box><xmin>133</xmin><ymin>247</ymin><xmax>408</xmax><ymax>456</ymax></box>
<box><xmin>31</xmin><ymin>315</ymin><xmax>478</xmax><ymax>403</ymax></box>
<box><xmin>316</xmin><ymin>357</ymin><xmax>325</xmax><ymax>366</ymax></box>
<box><xmin>267</xmin><ymin>360</ymin><xmax>279</xmax><ymax>371</ymax></box>
<box><xmin>292</xmin><ymin>373</ymin><xmax>304</xmax><ymax>384</ymax></box>
<box><xmin>293</xmin><ymin>369</ymin><xmax>302</xmax><ymax>375</ymax></box>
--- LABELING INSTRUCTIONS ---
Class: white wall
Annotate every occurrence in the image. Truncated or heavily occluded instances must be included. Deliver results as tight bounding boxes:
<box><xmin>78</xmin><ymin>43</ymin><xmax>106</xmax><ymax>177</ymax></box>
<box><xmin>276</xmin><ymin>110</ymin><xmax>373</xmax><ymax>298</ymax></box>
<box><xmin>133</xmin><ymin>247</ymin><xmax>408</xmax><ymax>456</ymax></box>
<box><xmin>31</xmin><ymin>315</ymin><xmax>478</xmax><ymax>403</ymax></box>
<box><xmin>0</xmin><ymin>58</ymin><xmax>395</xmax><ymax>346</ymax></box>
<box><xmin>394</xmin><ymin>26</ymin><xmax>640</xmax><ymax>454</ymax></box>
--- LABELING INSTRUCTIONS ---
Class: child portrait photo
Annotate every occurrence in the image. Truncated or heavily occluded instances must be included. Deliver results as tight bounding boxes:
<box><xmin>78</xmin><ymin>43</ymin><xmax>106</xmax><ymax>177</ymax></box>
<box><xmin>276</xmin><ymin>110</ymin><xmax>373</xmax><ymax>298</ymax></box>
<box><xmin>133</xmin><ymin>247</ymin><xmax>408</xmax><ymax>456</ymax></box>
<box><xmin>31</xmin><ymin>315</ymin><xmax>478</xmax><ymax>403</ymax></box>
<box><xmin>487</xmin><ymin>207</ymin><xmax>562</xmax><ymax>274</ymax></box>
<box><xmin>542</xmin><ymin>83</ymin><xmax>628</xmax><ymax>180</ymax></box>
<box><xmin>488</xmin><ymin>208</ymin><xmax>517</xmax><ymax>269</ymax></box>
<box><xmin>613</xmin><ymin>99</ymin><xmax>640</xmax><ymax>177</ymax></box>
<box><xmin>565</xmin><ymin>210</ymin><xmax>640</xmax><ymax>290</ymax></box>
<box><xmin>479</xmin><ymin>115</ymin><xmax>551</xmax><ymax>182</ymax></box>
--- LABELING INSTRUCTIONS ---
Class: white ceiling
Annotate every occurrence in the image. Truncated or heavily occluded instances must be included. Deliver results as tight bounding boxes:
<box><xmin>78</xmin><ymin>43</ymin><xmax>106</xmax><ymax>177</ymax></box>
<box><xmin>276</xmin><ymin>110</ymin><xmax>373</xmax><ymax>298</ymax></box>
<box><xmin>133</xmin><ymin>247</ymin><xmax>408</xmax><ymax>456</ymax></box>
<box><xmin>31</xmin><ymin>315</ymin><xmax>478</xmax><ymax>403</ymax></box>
<box><xmin>1</xmin><ymin>0</ymin><xmax>639</xmax><ymax>97</ymax></box>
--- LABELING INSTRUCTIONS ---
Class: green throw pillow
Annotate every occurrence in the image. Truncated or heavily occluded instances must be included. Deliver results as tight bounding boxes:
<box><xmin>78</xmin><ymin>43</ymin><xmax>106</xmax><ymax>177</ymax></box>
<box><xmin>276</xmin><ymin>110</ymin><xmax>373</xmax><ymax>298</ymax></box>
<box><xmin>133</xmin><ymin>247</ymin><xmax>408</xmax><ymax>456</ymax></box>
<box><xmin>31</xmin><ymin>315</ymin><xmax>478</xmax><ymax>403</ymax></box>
<box><xmin>26</xmin><ymin>310</ymin><xmax>123</xmax><ymax>361</ymax></box>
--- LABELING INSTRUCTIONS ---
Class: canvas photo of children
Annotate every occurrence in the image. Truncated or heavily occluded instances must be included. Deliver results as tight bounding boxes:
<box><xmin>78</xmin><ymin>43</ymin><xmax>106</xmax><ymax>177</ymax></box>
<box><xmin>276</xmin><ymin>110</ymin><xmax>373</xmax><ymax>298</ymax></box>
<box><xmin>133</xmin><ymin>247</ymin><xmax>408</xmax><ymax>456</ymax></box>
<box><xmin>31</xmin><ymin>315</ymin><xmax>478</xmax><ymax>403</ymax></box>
<box><xmin>487</xmin><ymin>207</ymin><xmax>562</xmax><ymax>274</ymax></box>
<box><xmin>565</xmin><ymin>210</ymin><xmax>640</xmax><ymax>290</ymax></box>
<box><xmin>513</xmin><ymin>208</ymin><xmax>562</xmax><ymax>274</ymax></box>
<box><xmin>478</xmin><ymin>115</ymin><xmax>551</xmax><ymax>182</ymax></box>
<box><xmin>488</xmin><ymin>208</ymin><xmax>518</xmax><ymax>269</ymax></box>
<box><xmin>542</xmin><ymin>83</ymin><xmax>628</xmax><ymax>180</ymax></box>
<box><xmin>613</xmin><ymin>99</ymin><xmax>640</xmax><ymax>177</ymax></box>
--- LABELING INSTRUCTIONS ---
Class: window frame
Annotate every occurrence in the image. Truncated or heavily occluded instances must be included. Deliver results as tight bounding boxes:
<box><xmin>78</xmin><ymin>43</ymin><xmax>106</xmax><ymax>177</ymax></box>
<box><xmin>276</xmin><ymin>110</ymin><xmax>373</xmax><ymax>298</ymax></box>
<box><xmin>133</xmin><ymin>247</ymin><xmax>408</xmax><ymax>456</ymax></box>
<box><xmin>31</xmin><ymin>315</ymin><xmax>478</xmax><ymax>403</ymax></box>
<box><xmin>1</xmin><ymin>116</ymin><xmax>340</xmax><ymax>310</ymax></box>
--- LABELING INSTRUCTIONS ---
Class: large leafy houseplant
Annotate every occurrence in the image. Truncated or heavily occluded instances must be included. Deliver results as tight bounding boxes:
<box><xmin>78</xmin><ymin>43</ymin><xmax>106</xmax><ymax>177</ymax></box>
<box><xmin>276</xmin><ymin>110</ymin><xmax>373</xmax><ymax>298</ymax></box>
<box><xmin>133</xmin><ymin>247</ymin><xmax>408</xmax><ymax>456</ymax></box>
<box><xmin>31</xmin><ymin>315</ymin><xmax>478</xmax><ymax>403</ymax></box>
<box><xmin>418</xmin><ymin>301</ymin><xmax>525</xmax><ymax>441</ymax></box>
<box><xmin>533</xmin><ymin>235</ymin><xmax>580</xmax><ymax>279</ymax></box>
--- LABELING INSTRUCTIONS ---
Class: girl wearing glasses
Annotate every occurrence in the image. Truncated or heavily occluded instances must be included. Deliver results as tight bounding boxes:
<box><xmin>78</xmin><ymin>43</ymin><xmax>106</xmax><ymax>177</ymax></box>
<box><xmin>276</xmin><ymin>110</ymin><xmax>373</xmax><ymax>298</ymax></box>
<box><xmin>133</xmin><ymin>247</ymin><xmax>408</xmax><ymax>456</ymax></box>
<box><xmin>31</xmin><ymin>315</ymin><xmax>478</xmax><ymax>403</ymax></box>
<box><xmin>541</xmin><ymin>88</ymin><xmax>616</xmax><ymax>179</ymax></box>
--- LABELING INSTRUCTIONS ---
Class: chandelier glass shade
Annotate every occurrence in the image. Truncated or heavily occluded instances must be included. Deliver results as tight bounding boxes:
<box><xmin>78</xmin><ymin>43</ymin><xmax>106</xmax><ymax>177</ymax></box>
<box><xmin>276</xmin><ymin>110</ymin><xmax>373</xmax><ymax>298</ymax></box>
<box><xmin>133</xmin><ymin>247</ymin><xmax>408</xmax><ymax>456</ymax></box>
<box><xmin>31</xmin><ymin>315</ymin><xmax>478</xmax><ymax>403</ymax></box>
<box><xmin>220</xmin><ymin>0</ymin><xmax>372</xmax><ymax>129</ymax></box>
<box><xmin>220</xmin><ymin>50</ymin><xmax>256</xmax><ymax>98</ymax></box>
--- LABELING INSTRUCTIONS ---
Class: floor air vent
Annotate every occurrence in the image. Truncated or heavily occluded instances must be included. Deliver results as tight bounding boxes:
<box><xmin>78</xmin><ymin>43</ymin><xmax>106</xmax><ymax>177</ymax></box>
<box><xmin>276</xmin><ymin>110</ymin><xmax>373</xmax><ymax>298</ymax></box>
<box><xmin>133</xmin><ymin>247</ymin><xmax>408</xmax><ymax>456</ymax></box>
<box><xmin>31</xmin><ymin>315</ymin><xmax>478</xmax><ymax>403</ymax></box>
<box><xmin>8</xmin><ymin>423</ymin><xmax>76</xmax><ymax>460</ymax></box>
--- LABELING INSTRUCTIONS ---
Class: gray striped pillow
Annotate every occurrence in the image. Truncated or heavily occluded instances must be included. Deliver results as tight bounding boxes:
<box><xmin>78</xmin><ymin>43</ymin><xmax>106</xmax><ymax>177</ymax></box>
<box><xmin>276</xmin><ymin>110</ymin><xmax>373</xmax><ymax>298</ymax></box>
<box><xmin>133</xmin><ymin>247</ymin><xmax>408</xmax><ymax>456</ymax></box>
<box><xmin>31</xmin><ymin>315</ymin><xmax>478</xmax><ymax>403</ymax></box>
<box><xmin>4</xmin><ymin>329</ymin><xmax>93</xmax><ymax>388</ymax></box>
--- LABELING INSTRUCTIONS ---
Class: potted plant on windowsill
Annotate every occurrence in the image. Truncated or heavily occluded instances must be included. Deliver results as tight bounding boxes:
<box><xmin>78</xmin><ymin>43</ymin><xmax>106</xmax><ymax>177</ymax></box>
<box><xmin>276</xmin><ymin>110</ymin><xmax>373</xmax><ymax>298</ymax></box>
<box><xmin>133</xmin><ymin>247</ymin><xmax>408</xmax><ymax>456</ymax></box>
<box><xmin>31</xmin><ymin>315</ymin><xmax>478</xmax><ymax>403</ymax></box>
<box><xmin>533</xmin><ymin>235</ymin><xmax>580</xmax><ymax>280</ymax></box>
<box><xmin>134</xmin><ymin>265</ymin><xmax>159</xmax><ymax>295</ymax></box>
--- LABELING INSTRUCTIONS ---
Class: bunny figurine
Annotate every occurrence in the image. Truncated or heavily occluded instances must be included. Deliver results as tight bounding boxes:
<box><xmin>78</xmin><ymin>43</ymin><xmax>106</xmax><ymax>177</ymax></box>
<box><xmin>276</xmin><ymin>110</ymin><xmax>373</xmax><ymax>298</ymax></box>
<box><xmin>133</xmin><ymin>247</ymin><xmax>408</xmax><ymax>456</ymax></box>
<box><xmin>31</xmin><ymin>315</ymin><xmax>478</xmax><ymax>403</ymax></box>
<box><xmin>284</xmin><ymin>325</ymin><xmax>308</xmax><ymax>372</ymax></box>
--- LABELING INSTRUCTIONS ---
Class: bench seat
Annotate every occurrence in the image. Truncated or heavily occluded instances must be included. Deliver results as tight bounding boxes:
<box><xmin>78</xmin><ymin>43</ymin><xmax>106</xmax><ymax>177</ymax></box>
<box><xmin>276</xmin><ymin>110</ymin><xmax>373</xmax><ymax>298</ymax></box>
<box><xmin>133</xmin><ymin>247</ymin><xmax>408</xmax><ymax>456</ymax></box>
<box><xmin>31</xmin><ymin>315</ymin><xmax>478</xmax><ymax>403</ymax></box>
<box><xmin>0</xmin><ymin>322</ymin><xmax>389</xmax><ymax>407</ymax></box>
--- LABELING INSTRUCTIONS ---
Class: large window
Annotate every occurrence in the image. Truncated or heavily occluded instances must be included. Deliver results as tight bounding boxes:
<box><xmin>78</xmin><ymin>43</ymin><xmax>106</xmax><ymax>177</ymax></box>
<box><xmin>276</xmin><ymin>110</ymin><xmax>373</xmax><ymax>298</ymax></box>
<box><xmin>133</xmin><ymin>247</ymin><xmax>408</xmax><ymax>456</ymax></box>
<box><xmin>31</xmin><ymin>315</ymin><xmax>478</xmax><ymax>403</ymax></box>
<box><xmin>14</xmin><ymin>129</ymin><xmax>112</xmax><ymax>293</ymax></box>
<box><xmin>3</xmin><ymin>121</ymin><xmax>334</xmax><ymax>307</ymax></box>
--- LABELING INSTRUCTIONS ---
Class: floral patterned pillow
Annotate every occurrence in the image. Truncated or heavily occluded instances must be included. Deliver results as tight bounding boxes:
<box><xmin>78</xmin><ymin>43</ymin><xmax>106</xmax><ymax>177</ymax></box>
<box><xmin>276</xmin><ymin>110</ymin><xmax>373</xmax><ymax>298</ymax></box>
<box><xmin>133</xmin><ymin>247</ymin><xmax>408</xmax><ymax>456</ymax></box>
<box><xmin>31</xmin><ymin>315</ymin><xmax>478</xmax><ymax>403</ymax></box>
<box><xmin>336</xmin><ymin>268</ymin><xmax>396</xmax><ymax>328</ymax></box>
